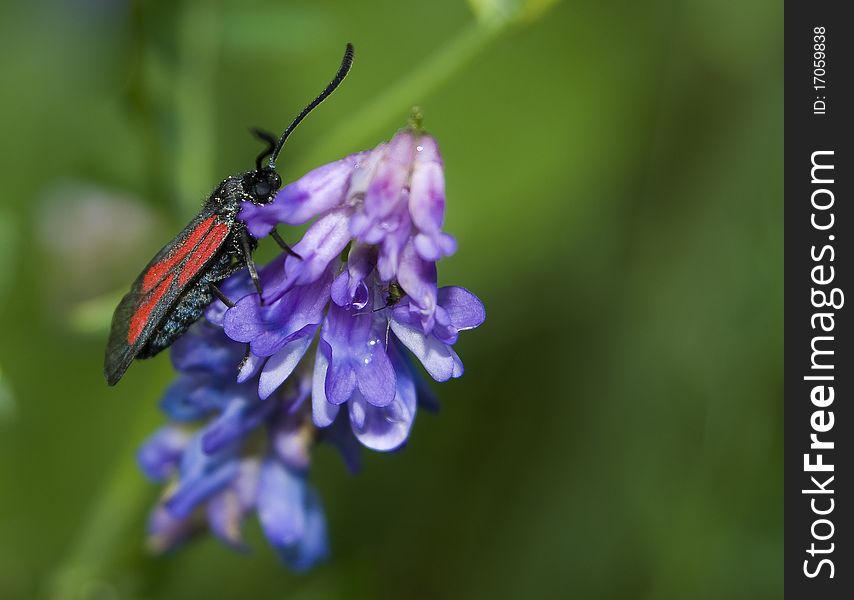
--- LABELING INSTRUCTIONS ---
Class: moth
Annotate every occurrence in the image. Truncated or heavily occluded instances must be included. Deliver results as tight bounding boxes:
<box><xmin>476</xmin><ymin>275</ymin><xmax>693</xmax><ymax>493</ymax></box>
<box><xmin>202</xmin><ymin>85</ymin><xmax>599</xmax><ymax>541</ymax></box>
<box><xmin>104</xmin><ymin>44</ymin><xmax>354</xmax><ymax>385</ymax></box>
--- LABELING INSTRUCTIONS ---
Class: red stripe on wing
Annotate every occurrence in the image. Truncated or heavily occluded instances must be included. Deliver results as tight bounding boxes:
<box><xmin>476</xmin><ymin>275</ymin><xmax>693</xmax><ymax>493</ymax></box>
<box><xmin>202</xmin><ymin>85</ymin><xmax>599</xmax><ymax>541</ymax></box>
<box><xmin>179</xmin><ymin>222</ymin><xmax>230</xmax><ymax>285</ymax></box>
<box><xmin>125</xmin><ymin>217</ymin><xmax>231</xmax><ymax>346</ymax></box>
<box><xmin>128</xmin><ymin>274</ymin><xmax>174</xmax><ymax>344</ymax></box>
<box><xmin>142</xmin><ymin>215</ymin><xmax>217</xmax><ymax>293</ymax></box>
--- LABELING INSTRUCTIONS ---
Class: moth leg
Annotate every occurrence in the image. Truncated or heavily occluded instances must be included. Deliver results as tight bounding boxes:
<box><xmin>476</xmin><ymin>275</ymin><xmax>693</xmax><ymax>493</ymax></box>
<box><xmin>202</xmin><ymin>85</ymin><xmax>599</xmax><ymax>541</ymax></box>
<box><xmin>238</xmin><ymin>229</ymin><xmax>264</xmax><ymax>301</ymax></box>
<box><xmin>237</xmin><ymin>343</ymin><xmax>253</xmax><ymax>375</ymax></box>
<box><xmin>219</xmin><ymin>262</ymin><xmax>245</xmax><ymax>278</ymax></box>
<box><xmin>209</xmin><ymin>283</ymin><xmax>235</xmax><ymax>308</ymax></box>
<box><xmin>208</xmin><ymin>260</ymin><xmax>249</xmax><ymax>307</ymax></box>
<box><xmin>271</xmin><ymin>227</ymin><xmax>303</xmax><ymax>260</ymax></box>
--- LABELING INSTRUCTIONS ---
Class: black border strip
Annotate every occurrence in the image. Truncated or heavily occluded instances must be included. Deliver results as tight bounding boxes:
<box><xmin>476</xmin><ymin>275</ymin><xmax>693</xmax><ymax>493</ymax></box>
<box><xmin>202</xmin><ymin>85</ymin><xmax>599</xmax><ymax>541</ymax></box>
<box><xmin>785</xmin><ymin>4</ymin><xmax>852</xmax><ymax>598</ymax></box>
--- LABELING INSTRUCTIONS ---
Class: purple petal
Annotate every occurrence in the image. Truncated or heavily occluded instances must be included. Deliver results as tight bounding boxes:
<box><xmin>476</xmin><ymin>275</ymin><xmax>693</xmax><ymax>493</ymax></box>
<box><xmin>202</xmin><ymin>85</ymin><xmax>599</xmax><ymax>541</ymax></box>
<box><xmin>431</xmin><ymin>305</ymin><xmax>459</xmax><ymax>345</ymax></box>
<box><xmin>160</xmin><ymin>375</ymin><xmax>228</xmax><ymax>421</ymax></box>
<box><xmin>201</xmin><ymin>394</ymin><xmax>278</xmax><ymax>453</ymax></box>
<box><xmin>346</xmin><ymin>242</ymin><xmax>378</xmax><ymax>282</ymax></box>
<box><xmin>257</xmin><ymin>458</ymin><xmax>307</xmax><ymax>551</ymax></box>
<box><xmin>223</xmin><ymin>267</ymin><xmax>331</xmax><ymax>357</ymax></box>
<box><xmin>438</xmin><ymin>286</ymin><xmax>486</xmax><ymax>330</ymax></box>
<box><xmin>311</xmin><ymin>341</ymin><xmax>339</xmax><ymax>427</ymax></box>
<box><xmin>428</xmin><ymin>287</ymin><xmax>486</xmax><ymax>345</ymax></box>
<box><xmin>204</xmin><ymin>269</ymin><xmax>255</xmax><ymax>325</ymax></box>
<box><xmin>354</xmin><ymin>194</ymin><xmax>410</xmax><ymax>247</ymax></box>
<box><xmin>250</xmin><ymin>254</ymin><xmax>291</xmax><ymax>308</ymax></box>
<box><xmin>138</xmin><ymin>425</ymin><xmax>191</xmax><ymax>482</ymax></box>
<box><xmin>237</xmin><ymin>351</ymin><xmax>265</xmax><ymax>383</ymax></box>
<box><xmin>320</xmin><ymin>307</ymin><xmax>358</xmax><ymax>405</ymax></box>
<box><xmin>273</xmin><ymin>209</ymin><xmax>352</xmax><ymax>297</ymax></box>
<box><xmin>258</xmin><ymin>333</ymin><xmax>316</xmax><ymax>400</ymax></box>
<box><xmin>356</xmin><ymin>335</ymin><xmax>396</xmax><ymax>407</ymax></box>
<box><xmin>206</xmin><ymin>459</ymin><xmax>259</xmax><ymax>549</ymax></box>
<box><xmin>363</xmin><ymin>131</ymin><xmax>415</xmax><ymax>220</ymax></box>
<box><xmin>341</xmin><ymin>146</ymin><xmax>388</xmax><ymax>242</ymax></box>
<box><xmin>271</xmin><ymin>406</ymin><xmax>313</xmax><ymax>471</ymax></box>
<box><xmin>330</xmin><ymin>243</ymin><xmax>377</xmax><ymax>309</ymax></box>
<box><xmin>391</xmin><ymin>339</ymin><xmax>441</xmax><ymax>411</ymax></box>
<box><xmin>326</xmin><ymin>356</ymin><xmax>357</xmax><ymax>405</ymax></box>
<box><xmin>165</xmin><ymin>435</ymin><xmax>239</xmax><ymax>519</ymax></box>
<box><xmin>408</xmin><ymin>135</ymin><xmax>445</xmax><ymax>235</ymax></box>
<box><xmin>320</xmin><ymin>302</ymin><xmax>396</xmax><ymax>407</ymax></box>
<box><xmin>166</xmin><ymin>461</ymin><xmax>237</xmax><ymax>520</ymax></box>
<box><xmin>348</xmin><ymin>355</ymin><xmax>416</xmax><ymax>451</ymax></box>
<box><xmin>330</xmin><ymin>271</ymin><xmax>351</xmax><ymax>307</ymax></box>
<box><xmin>205</xmin><ymin>254</ymin><xmax>290</xmax><ymax>324</ymax></box>
<box><xmin>330</xmin><ymin>270</ymin><xmax>369</xmax><ymax>310</ymax></box>
<box><xmin>389</xmin><ymin>319</ymin><xmax>464</xmax><ymax>382</ymax></box>
<box><xmin>170</xmin><ymin>323</ymin><xmax>243</xmax><ymax>375</ymax></box>
<box><xmin>233</xmin><ymin>458</ymin><xmax>261</xmax><ymax>508</ymax></box>
<box><xmin>375</xmin><ymin>206</ymin><xmax>412</xmax><ymax>281</ymax></box>
<box><xmin>222</xmin><ymin>297</ymin><xmax>266</xmax><ymax>343</ymax></box>
<box><xmin>277</xmin><ymin>486</ymin><xmax>329</xmax><ymax>571</ymax></box>
<box><xmin>272</xmin><ymin>429</ymin><xmax>311</xmax><ymax>473</ymax></box>
<box><xmin>413</xmin><ymin>231</ymin><xmax>457</xmax><ymax>262</ymax></box>
<box><xmin>207</xmin><ymin>489</ymin><xmax>247</xmax><ymax>550</ymax></box>
<box><xmin>388</xmin><ymin>300</ymin><xmax>423</xmax><ymax>330</ymax></box>
<box><xmin>397</xmin><ymin>239</ymin><xmax>437</xmax><ymax>331</ymax></box>
<box><xmin>350</xmin><ymin>134</ymin><xmax>415</xmax><ymax>278</ymax></box>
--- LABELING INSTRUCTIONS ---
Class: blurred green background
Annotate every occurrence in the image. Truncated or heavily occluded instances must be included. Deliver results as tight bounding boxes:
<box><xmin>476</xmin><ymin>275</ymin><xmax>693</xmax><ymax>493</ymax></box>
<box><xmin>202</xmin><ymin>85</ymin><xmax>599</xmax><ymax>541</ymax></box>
<box><xmin>0</xmin><ymin>0</ymin><xmax>781</xmax><ymax>599</ymax></box>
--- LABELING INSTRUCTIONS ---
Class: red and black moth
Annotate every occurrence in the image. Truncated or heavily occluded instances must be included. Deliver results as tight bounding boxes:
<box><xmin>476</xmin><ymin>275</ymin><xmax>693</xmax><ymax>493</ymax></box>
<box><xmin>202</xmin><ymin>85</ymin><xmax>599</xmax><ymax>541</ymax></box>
<box><xmin>104</xmin><ymin>44</ymin><xmax>354</xmax><ymax>386</ymax></box>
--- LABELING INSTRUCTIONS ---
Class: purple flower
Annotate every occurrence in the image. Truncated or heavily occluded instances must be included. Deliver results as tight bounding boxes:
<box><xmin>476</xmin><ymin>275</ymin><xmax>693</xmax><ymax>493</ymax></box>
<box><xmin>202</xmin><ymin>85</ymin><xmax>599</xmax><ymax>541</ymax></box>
<box><xmin>229</xmin><ymin>124</ymin><xmax>486</xmax><ymax>447</ymax></box>
<box><xmin>318</xmin><ymin>299</ymin><xmax>396</xmax><ymax>408</ymax></box>
<box><xmin>138</xmin><ymin>425</ymin><xmax>191</xmax><ymax>482</ymax></box>
<box><xmin>140</xmin><ymin>324</ymin><xmax>331</xmax><ymax>570</ymax></box>
<box><xmin>139</xmin><ymin>121</ymin><xmax>484</xmax><ymax>571</ymax></box>
<box><xmin>223</xmin><ymin>263</ymin><xmax>333</xmax><ymax>398</ymax></box>
<box><xmin>240</xmin><ymin>129</ymin><xmax>456</xmax><ymax>305</ymax></box>
<box><xmin>257</xmin><ymin>456</ymin><xmax>329</xmax><ymax>570</ymax></box>
<box><xmin>389</xmin><ymin>286</ymin><xmax>486</xmax><ymax>381</ymax></box>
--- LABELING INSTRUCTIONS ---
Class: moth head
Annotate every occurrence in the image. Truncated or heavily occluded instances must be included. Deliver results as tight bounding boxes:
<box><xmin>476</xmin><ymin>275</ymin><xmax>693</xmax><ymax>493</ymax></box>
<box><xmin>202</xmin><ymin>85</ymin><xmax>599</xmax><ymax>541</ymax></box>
<box><xmin>242</xmin><ymin>128</ymin><xmax>282</xmax><ymax>204</ymax></box>
<box><xmin>242</xmin><ymin>167</ymin><xmax>281</xmax><ymax>204</ymax></box>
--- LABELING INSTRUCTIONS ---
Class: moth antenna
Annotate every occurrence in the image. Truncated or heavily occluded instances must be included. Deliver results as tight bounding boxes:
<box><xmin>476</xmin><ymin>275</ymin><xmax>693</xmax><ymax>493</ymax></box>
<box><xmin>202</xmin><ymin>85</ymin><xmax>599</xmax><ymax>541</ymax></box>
<box><xmin>251</xmin><ymin>128</ymin><xmax>277</xmax><ymax>172</ymax></box>
<box><xmin>269</xmin><ymin>43</ymin><xmax>355</xmax><ymax>167</ymax></box>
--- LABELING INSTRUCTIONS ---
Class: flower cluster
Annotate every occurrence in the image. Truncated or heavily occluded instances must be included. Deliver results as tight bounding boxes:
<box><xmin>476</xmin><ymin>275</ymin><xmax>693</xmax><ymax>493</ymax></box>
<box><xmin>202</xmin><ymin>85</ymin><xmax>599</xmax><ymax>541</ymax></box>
<box><xmin>139</xmin><ymin>125</ymin><xmax>485</xmax><ymax>569</ymax></box>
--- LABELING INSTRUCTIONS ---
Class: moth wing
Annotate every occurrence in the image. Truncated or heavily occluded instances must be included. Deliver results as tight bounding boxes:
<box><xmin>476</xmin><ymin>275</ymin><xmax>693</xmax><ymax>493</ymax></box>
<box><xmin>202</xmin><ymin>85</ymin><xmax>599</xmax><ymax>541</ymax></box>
<box><xmin>104</xmin><ymin>210</ymin><xmax>233</xmax><ymax>385</ymax></box>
